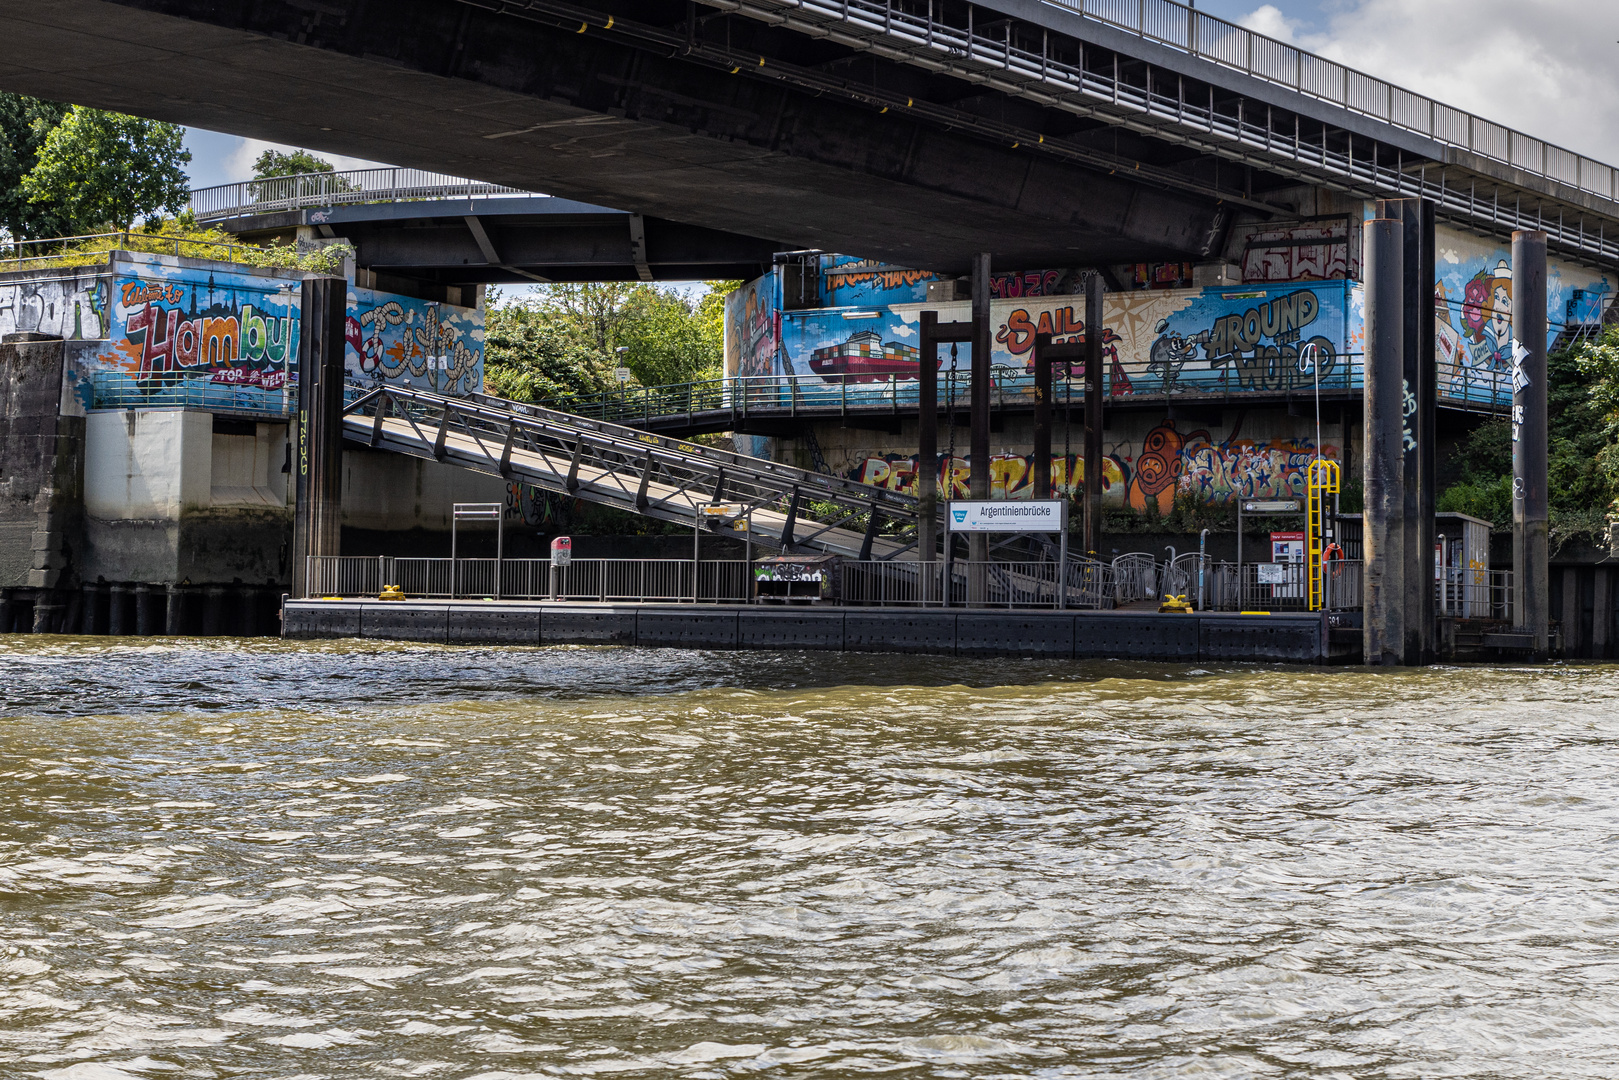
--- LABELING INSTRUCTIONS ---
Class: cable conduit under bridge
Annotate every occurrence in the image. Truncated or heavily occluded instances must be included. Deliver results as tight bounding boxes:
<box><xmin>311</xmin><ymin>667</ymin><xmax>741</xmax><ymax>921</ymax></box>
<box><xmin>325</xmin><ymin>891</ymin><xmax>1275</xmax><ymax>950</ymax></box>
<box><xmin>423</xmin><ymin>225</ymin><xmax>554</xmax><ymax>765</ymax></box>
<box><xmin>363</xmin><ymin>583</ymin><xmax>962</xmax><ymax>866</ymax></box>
<box><xmin>346</xmin><ymin>384</ymin><xmax>927</xmax><ymax>562</ymax></box>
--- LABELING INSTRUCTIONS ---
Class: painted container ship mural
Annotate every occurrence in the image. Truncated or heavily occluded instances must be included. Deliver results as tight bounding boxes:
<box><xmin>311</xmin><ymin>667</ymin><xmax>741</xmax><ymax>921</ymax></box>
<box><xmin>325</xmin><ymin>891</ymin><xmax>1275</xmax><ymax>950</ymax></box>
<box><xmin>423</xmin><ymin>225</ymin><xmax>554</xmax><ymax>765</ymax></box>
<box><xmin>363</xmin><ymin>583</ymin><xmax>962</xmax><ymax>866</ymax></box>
<box><xmin>809</xmin><ymin>329</ymin><xmax>935</xmax><ymax>382</ymax></box>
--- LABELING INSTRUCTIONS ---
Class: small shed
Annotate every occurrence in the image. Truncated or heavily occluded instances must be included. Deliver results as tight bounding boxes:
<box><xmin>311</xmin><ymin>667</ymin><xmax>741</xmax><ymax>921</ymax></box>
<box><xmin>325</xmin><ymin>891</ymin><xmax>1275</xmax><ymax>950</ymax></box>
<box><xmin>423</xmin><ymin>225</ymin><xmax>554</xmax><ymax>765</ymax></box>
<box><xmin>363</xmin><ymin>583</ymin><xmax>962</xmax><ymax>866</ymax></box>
<box><xmin>1436</xmin><ymin>511</ymin><xmax>1493</xmax><ymax>617</ymax></box>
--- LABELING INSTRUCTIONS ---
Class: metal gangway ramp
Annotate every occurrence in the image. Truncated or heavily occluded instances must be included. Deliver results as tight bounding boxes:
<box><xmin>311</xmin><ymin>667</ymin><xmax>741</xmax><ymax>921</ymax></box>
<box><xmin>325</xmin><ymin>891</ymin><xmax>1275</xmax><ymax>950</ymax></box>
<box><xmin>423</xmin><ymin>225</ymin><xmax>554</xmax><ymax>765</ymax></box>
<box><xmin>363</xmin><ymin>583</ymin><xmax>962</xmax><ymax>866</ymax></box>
<box><xmin>344</xmin><ymin>384</ymin><xmax>926</xmax><ymax>561</ymax></box>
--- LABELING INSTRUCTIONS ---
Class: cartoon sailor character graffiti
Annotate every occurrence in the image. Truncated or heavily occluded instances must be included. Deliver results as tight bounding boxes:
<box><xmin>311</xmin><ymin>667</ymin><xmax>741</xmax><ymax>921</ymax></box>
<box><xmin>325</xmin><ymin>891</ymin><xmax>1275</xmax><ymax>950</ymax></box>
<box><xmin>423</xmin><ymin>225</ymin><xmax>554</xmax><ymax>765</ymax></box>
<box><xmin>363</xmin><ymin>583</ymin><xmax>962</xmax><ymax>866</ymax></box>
<box><xmin>1146</xmin><ymin>319</ymin><xmax>1210</xmax><ymax>391</ymax></box>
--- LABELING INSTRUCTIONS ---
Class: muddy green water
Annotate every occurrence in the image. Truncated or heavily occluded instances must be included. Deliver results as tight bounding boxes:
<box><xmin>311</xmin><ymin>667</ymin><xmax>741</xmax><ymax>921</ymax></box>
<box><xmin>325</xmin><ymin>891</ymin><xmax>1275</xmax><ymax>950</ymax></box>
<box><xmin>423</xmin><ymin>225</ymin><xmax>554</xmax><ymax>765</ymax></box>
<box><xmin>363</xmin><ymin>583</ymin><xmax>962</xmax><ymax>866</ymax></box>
<box><xmin>2</xmin><ymin>638</ymin><xmax>1618</xmax><ymax>1079</ymax></box>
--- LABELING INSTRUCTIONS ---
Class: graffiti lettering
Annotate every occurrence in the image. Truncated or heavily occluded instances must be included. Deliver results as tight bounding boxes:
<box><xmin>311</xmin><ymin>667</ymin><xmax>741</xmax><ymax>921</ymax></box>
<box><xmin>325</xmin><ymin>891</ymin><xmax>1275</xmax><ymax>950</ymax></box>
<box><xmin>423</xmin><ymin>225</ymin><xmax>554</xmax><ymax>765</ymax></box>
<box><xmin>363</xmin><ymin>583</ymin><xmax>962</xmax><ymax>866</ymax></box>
<box><xmin>121</xmin><ymin>280</ymin><xmax>184</xmax><ymax>307</ymax></box>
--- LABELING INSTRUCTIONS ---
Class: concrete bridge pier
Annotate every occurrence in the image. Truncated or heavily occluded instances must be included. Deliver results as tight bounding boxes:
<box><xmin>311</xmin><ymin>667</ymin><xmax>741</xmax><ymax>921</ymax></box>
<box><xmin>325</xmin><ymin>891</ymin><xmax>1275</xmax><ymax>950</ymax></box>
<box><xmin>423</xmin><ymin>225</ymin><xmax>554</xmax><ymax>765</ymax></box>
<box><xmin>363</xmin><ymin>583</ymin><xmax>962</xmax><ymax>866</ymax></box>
<box><xmin>1363</xmin><ymin>217</ymin><xmax>1406</xmax><ymax>666</ymax></box>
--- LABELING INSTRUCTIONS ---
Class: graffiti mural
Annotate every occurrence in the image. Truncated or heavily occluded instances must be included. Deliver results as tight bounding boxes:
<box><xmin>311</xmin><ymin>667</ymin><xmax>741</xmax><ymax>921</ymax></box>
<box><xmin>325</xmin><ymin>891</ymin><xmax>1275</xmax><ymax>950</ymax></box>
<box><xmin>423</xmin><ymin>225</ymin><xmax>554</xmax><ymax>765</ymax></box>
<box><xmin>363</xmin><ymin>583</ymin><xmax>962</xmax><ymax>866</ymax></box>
<box><xmin>724</xmin><ymin>273</ymin><xmax>778</xmax><ymax>379</ymax></box>
<box><xmin>103</xmin><ymin>262</ymin><xmax>304</xmax><ymax>402</ymax></box>
<box><xmin>1240</xmin><ymin>219</ymin><xmax>1361</xmax><ymax>283</ymax></box>
<box><xmin>820</xmin><ymin>256</ymin><xmax>945</xmax><ymax>307</ymax></box>
<box><xmin>5</xmin><ymin>252</ymin><xmax>488</xmax><ymax>411</ymax></box>
<box><xmin>842</xmin><ymin>420</ymin><xmax>1338</xmax><ymax>511</ymax></box>
<box><xmin>1431</xmin><ymin>224</ymin><xmax>1612</xmax><ymax>403</ymax></box>
<box><xmin>345</xmin><ymin>286</ymin><xmax>483</xmax><ymax>397</ymax></box>
<box><xmin>1171</xmin><ymin>422</ymin><xmax>1340</xmax><ymax>510</ymax></box>
<box><xmin>848</xmin><ymin>452</ymin><xmax>1125</xmax><ymax>502</ymax></box>
<box><xmin>0</xmin><ymin>272</ymin><xmax>111</xmax><ymax>341</ymax></box>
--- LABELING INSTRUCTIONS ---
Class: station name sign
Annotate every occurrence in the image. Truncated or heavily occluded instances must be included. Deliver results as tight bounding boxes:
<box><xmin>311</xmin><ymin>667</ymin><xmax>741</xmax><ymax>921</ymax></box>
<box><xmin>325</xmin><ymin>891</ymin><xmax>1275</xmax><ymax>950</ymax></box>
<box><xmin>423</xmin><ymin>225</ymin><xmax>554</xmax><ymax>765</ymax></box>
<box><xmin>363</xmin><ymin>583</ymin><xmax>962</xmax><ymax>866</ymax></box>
<box><xmin>945</xmin><ymin>499</ymin><xmax>1066</xmax><ymax>533</ymax></box>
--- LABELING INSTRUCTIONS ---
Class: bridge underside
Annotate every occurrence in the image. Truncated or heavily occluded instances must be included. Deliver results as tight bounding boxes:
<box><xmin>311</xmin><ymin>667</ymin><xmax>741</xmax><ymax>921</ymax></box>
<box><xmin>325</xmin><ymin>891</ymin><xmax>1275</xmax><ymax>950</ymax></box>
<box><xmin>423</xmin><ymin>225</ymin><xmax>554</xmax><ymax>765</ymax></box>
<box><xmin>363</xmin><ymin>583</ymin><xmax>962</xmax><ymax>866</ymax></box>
<box><xmin>218</xmin><ymin>197</ymin><xmax>782</xmax><ymax>286</ymax></box>
<box><xmin>3</xmin><ymin>0</ymin><xmax>1253</xmax><ymax>273</ymax></box>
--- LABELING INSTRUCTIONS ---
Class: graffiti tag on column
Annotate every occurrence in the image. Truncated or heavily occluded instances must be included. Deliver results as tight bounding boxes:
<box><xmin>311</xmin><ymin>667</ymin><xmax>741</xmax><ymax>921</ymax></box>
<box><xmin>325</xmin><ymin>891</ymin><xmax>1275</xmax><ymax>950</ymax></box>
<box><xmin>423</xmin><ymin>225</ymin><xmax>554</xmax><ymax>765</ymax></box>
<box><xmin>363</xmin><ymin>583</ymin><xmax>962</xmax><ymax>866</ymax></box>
<box><xmin>1402</xmin><ymin>378</ymin><xmax>1417</xmax><ymax>452</ymax></box>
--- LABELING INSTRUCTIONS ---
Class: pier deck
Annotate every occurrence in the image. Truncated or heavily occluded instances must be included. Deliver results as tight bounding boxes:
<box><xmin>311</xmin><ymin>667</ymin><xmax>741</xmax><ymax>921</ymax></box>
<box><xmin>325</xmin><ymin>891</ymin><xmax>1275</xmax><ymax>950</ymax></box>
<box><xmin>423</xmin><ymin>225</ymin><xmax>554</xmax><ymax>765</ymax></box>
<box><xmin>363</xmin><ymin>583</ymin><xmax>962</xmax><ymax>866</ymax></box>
<box><xmin>283</xmin><ymin>599</ymin><xmax>1333</xmax><ymax>663</ymax></box>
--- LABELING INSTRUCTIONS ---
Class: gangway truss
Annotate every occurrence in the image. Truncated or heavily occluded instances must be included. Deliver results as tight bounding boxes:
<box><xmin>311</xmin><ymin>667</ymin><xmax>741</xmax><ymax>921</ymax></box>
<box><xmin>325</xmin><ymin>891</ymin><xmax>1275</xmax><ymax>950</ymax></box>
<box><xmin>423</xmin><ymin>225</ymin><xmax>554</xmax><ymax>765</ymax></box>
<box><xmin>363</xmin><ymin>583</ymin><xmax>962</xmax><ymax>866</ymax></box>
<box><xmin>344</xmin><ymin>384</ymin><xmax>927</xmax><ymax>562</ymax></box>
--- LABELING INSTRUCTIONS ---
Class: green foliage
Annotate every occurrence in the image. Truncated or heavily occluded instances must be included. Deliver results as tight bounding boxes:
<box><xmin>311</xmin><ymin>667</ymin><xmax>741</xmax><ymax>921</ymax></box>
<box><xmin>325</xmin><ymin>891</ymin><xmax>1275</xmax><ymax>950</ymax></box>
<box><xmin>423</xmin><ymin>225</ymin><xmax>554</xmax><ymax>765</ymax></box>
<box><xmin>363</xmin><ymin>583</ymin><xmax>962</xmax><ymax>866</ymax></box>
<box><xmin>1435</xmin><ymin>330</ymin><xmax>1619</xmax><ymax>551</ymax></box>
<box><xmin>252</xmin><ymin>148</ymin><xmax>336</xmax><ymax>178</ymax></box>
<box><xmin>0</xmin><ymin>216</ymin><xmax>350</xmax><ymax>275</ymax></box>
<box><xmin>0</xmin><ymin>93</ymin><xmax>70</xmax><ymax>240</ymax></box>
<box><xmin>482</xmin><ymin>290</ymin><xmax>615</xmax><ymax>403</ymax></box>
<box><xmin>22</xmin><ymin>106</ymin><xmax>190</xmax><ymax>232</ymax></box>
<box><xmin>1437</xmin><ymin>474</ymin><xmax>1513</xmax><ymax>530</ymax></box>
<box><xmin>482</xmin><ymin>282</ymin><xmax>733</xmax><ymax>405</ymax></box>
<box><xmin>248</xmin><ymin>147</ymin><xmax>355</xmax><ymax>203</ymax></box>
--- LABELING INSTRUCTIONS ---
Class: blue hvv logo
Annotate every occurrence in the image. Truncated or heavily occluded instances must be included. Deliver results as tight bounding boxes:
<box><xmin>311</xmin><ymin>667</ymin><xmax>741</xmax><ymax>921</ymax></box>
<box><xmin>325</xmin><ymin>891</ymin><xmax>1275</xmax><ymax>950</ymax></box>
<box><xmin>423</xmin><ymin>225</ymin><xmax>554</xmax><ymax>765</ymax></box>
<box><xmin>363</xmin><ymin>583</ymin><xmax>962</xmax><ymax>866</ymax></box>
<box><xmin>952</xmin><ymin>510</ymin><xmax>967</xmax><ymax>523</ymax></box>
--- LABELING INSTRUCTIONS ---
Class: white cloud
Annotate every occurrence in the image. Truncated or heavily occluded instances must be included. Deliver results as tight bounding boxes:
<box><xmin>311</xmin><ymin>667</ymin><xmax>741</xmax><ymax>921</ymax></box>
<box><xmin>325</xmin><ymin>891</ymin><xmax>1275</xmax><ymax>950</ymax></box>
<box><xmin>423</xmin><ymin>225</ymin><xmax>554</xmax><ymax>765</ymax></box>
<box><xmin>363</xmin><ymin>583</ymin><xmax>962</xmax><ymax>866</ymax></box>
<box><xmin>1245</xmin><ymin>0</ymin><xmax>1619</xmax><ymax>164</ymax></box>
<box><xmin>1237</xmin><ymin>4</ymin><xmax>1300</xmax><ymax>42</ymax></box>
<box><xmin>887</xmin><ymin>322</ymin><xmax>917</xmax><ymax>339</ymax></box>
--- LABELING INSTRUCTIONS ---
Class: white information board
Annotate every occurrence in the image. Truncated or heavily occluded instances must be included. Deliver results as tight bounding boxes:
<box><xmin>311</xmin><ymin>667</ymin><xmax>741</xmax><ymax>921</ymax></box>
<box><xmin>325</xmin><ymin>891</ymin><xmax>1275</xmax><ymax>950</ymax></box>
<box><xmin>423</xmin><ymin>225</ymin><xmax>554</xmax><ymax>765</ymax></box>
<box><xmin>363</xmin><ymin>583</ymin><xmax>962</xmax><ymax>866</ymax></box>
<box><xmin>945</xmin><ymin>500</ymin><xmax>1066</xmax><ymax>533</ymax></box>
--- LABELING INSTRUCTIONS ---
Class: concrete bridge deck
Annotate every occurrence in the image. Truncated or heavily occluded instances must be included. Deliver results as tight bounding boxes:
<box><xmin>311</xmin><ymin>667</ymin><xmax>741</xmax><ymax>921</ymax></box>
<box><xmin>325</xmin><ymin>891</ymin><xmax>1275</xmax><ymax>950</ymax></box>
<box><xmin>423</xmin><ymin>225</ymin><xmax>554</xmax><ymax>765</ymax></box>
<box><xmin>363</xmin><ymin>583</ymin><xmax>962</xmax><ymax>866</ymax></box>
<box><xmin>283</xmin><ymin>598</ymin><xmax>1336</xmax><ymax>663</ymax></box>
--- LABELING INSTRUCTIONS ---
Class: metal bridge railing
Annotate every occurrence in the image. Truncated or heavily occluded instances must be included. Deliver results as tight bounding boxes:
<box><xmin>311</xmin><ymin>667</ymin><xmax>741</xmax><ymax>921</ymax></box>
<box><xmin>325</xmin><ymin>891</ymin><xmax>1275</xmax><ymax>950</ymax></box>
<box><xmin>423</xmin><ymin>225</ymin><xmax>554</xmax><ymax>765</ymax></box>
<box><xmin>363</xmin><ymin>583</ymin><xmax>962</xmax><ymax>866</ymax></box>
<box><xmin>750</xmin><ymin>0</ymin><xmax>1619</xmax><ymax>260</ymax></box>
<box><xmin>1053</xmin><ymin>0</ymin><xmax>1617</xmax><ymax>202</ymax></box>
<box><xmin>188</xmin><ymin>168</ymin><xmax>545</xmax><ymax>221</ymax></box>
<box><xmin>549</xmin><ymin>360</ymin><xmax>1511</xmax><ymax>426</ymax></box>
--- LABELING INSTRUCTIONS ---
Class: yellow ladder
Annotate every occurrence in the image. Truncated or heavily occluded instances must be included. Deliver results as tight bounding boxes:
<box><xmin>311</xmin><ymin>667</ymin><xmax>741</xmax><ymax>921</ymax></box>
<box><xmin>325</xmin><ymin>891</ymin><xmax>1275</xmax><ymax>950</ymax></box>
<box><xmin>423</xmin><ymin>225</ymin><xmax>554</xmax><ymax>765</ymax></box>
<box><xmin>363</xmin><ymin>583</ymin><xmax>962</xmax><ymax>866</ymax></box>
<box><xmin>1307</xmin><ymin>459</ymin><xmax>1341</xmax><ymax>611</ymax></box>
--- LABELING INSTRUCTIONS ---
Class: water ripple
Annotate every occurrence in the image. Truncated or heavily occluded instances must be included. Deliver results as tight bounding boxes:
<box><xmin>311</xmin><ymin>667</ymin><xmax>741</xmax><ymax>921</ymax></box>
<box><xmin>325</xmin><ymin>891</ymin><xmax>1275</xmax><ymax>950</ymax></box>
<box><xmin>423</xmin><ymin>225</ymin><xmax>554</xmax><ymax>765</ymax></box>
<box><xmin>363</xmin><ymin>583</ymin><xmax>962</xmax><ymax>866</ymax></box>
<box><xmin>0</xmin><ymin>638</ymin><xmax>1616</xmax><ymax>1077</ymax></box>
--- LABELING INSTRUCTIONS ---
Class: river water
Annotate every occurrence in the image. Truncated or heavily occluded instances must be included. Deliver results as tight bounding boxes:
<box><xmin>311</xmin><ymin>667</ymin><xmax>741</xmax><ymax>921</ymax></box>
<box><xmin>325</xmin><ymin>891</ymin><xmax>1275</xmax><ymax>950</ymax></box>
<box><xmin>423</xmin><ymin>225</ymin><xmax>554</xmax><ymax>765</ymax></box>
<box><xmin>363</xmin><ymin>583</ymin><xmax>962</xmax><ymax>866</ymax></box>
<box><xmin>2</xmin><ymin>638</ymin><xmax>1618</xmax><ymax>1080</ymax></box>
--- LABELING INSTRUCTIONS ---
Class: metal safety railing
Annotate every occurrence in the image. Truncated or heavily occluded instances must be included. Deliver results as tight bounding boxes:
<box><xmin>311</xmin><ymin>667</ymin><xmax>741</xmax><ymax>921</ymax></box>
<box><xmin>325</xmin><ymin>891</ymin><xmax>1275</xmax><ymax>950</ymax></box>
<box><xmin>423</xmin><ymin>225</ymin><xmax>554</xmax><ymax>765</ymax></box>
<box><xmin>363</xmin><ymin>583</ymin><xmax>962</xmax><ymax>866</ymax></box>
<box><xmin>1050</xmin><ymin>0</ymin><xmax>1617</xmax><ymax>202</ymax></box>
<box><xmin>1111</xmin><ymin>553</ymin><xmax>1160</xmax><ymax>605</ymax></box>
<box><xmin>90</xmin><ymin>370</ymin><xmax>296</xmax><ymax>419</ymax></box>
<box><xmin>0</xmin><ymin>231</ymin><xmax>264</xmax><ymax>270</ymax></box>
<box><xmin>307</xmin><ymin>556</ymin><xmax>752</xmax><ymax>603</ymax></box>
<box><xmin>1437</xmin><ymin>566</ymin><xmax>1512</xmax><ymax>621</ymax></box>
<box><xmin>188</xmin><ymin>168</ymin><xmax>545</xmax><ymax>221</ymax></box>
<box><xmin>1236</xmin><ymin>561</ymin><xmax>1312</xmax><ymax>611</ymax></box>
<box><xmin>841</xmin><ymin>558</ymin><xmax>1114</xmax><ymax>609</ymax></box>
<box><xmin>551</xmin><ymin>357</ymin><xmax>1513</xmax><ymax>427</ymax></box>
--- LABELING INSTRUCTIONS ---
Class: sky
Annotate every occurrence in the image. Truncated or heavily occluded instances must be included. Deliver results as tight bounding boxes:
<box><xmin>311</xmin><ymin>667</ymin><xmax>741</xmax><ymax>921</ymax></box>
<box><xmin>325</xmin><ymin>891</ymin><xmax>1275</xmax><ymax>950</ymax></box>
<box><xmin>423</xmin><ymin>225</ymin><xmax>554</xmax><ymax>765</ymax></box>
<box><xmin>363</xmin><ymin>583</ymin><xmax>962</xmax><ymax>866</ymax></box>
<box><xmin>185</xmin><ymin>1</ymin><xmax>1619</xmax><ymax>192</ymax></box>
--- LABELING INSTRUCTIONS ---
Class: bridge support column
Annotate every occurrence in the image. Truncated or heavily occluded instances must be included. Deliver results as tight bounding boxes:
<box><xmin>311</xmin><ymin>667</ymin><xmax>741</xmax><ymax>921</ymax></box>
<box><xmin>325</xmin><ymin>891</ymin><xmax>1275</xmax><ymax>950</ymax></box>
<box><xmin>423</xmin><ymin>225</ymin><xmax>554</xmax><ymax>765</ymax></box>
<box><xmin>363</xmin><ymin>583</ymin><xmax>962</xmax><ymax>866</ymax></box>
<box><xmin>1380</xmin><ymin>197</ymin><xmax>1438</xmax><ymax>664</ymax></box>
<box><xmin>918</xmin><ymin>311</ymin><xmax>939</xmax><ymax>569</ymax></box>
<box><xmin>292</xmin><ymin>277</ymin><xmax>348</xmax><ymax>599</ymax></box>
<box><xmin>1032</xmin><ymin>335</ymin><xmax>1052</xmax><ymax>501</ymax></box>
<box><xmin>1084</xmin><ymin>273</ymin><xmax>1105</xmax><ymax>556</ymax></box>
<box><xmin>1364</xmin><ymin>218</ymin><xmax>1406</xmax><ymax>665</ymax></box>
<box><xmin>1512</xmin><ymin>230</ymin><xmax>1550</xmax><ymax>656</ymax></box>
<box><xmin>968</xmin><ymin>253</ymin><xmax>991</xmax><ymax>604</ymax></box>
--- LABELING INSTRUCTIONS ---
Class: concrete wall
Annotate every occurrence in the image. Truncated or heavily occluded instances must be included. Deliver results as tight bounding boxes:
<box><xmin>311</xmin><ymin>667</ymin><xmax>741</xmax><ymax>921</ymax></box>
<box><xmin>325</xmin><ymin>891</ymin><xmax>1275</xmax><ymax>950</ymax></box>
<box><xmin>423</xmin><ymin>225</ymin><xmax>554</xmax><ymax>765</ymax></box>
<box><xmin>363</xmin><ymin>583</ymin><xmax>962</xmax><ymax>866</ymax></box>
<box><xmin>342</xmin><ymin>448</ymin><xmax>508</xmax><ymax>532</ymax></box>
<box><xmin>86</xmin><ymin>410</ymin><xmax>212</xmax><ymax>521</ymax></box>
<box><xmin>212</xmin><ymin>424</ymin><xmax>289</xmax><ymax>508</ymax></box>
<box><xmin>82</xmin><ymin>409</ymin><xmax>293</xmax><ymax>585</ymax></box>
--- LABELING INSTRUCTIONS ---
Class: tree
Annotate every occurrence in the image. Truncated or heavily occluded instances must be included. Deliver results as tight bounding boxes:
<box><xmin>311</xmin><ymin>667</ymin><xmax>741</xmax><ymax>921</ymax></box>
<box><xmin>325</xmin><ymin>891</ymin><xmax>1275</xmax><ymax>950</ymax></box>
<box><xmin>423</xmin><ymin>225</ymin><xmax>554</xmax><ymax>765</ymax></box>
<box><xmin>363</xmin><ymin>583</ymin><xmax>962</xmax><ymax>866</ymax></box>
<box><xmin>252</xmin><ymin>148</ymin><xmax>336</xmax><ymax>178</ymax></box>
<box><xmin>481</xmin><ymin>281</ymin><xmax>736</xmax><ymax>403</ymax></box>
<box><xmin>22</xmin><ymin>106</ymin><xmax>190</xmax><ymax>233</ymax></box>
<box><xmin>0</xmin><ymin>93</ymin><xmax>70</xmax><ymax>241</ymax></box>
<box><xmin>482</xmin><ymin>291</ymin><xmax>616</xmax><ymax>403</ymax></box>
